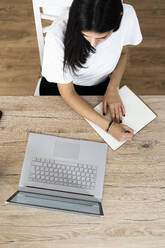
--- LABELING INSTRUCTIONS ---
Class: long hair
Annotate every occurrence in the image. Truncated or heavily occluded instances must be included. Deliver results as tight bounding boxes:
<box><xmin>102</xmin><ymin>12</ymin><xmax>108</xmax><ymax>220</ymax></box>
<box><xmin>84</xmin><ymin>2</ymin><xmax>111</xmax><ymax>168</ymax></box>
<box><xmin>63</xmin><ymin>0</ymin><xmax>123</xmax><ymax>73</ymax></box>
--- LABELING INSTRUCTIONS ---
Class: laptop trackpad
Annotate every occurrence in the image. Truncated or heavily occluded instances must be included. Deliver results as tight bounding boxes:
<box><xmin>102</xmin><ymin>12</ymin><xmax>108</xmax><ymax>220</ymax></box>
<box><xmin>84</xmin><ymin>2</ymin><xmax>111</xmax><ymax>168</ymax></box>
<box><xmin>54</xmin><ymin>141</ymin><xmax>80</xmax><ymax>160</ymax></box>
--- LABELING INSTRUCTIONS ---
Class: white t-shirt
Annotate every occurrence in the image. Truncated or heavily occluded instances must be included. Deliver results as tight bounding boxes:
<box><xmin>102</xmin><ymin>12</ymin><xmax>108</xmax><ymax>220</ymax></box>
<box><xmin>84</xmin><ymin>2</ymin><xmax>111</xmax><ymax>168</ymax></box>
<box><xmin>41</xmin><ymin>3</ymin><xmax>143</xmax><ymax>86</ymax></box>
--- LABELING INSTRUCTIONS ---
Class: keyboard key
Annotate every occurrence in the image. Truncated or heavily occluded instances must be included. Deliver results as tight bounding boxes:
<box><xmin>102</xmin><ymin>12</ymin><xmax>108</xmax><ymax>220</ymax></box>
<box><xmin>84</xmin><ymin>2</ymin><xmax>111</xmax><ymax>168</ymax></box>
<box><xmin>32</xmin><ymin>161</ymin><xmax>41</xmax><ymax>166</ymax></box>
<box><xmin>41</xmin><ymin>179</ymin><xmax>46</xmax><ymax>183</ymax></box>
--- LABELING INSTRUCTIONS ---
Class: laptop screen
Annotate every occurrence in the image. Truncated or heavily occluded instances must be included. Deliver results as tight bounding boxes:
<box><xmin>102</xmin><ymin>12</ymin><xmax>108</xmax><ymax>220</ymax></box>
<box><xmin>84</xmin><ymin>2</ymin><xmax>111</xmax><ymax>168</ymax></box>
<box><xmin>6</xmin><ymin>191</ymin><xmax>103</xmax><ymax>217</ymax></box>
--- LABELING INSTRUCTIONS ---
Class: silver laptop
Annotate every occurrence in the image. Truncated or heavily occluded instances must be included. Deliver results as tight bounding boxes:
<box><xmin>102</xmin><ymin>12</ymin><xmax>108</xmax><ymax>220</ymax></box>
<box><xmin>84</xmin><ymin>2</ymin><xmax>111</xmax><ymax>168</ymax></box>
<box><xmin>6</xmin><ymin>133</ymin><xmax>108</xmax><ymax>217</ymax></box>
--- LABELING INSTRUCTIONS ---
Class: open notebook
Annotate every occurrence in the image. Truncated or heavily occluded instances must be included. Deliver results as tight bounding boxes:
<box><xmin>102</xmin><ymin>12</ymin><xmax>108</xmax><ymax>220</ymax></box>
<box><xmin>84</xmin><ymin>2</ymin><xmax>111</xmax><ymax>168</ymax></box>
<box><xmin>85</xmin><ymin>85</ymin><xmax>157</xmax><ymax>151</ymax></box>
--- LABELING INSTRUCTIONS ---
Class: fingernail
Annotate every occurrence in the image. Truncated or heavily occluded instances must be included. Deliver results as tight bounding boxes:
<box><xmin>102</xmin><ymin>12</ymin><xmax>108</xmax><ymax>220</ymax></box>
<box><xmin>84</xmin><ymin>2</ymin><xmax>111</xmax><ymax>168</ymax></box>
<box><xmin>103</xmin><ymin>112</ymin><xmax>105</xmax><ymax>116</ymax></box>
<box><xmin>120</xmin><ymin>120</ymin><xmax>122</xmax><ymax>123</ymax></box>
<box><xmin>123</xmin><ymin>114</ymin><xmax>125</xmax><ymax>117</ymax></box>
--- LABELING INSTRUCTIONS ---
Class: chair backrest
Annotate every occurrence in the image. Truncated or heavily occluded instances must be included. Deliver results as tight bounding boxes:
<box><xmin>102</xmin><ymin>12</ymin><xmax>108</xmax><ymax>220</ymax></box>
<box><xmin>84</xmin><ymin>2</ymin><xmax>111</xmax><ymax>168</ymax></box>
<box><xmin>32</xmin><ymin>0</ymin><xmax>73</xmax><ymax>67</ymax></box>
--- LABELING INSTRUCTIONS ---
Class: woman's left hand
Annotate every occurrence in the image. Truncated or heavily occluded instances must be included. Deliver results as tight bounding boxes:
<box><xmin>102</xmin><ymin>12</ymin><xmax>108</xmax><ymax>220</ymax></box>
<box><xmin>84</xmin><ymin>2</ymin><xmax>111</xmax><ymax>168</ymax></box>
<box><xmin>103</xmin><ymin>86</ymin><xmax>125</xmax><ymax>123</ymax></box>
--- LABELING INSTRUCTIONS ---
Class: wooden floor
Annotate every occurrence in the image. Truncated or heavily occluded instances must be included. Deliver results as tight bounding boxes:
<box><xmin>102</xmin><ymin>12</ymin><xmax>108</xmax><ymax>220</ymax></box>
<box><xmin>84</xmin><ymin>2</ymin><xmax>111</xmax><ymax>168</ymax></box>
<box><xmin>0</xmin><ymin>0</ymin><xmax>165</xmax><ymax>95</ymax></box>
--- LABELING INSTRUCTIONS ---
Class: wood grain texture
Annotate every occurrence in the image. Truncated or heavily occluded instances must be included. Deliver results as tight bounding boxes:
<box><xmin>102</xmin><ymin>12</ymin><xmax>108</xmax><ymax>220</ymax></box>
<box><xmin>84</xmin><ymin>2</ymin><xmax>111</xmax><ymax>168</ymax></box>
<box><xmin>0</xmin><ymin>96</ymin><xmax>165</xmax><ymax>248</ymax></box>
<box><xmin>0</xmin><ymin>0</ymin><xmax>165</xmax><ymax>95</ymax></box>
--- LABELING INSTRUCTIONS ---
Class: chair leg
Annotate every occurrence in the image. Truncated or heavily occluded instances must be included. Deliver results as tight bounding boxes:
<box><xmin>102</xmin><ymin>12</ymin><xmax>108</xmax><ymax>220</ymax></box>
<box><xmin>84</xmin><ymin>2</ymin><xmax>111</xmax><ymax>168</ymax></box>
<box><xmin>34</xmin><ymin>77</ymin><xmax>42</xmax><ymax>96</ymax></box>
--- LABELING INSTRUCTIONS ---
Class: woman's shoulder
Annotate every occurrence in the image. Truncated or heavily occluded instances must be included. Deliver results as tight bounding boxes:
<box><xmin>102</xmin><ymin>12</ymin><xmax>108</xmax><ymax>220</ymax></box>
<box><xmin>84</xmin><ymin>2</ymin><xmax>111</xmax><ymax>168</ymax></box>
<box><xmin>123</xmin><ymin>3</ymin><xmax>136</xmax><ymax>19</ymax></box>
<box><xmin>45</xmin><ymin>8</ymin><xmax>69</xmax><ymax>43</ymax></box>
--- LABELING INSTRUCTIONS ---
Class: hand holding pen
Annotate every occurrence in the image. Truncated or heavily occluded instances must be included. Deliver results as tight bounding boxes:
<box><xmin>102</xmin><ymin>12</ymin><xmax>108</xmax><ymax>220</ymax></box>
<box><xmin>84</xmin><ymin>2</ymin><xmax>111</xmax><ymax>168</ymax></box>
<box><xmin>107</xmin><ymin>119</ymin><xmax>134</xmax><ymax>142</ymax></box>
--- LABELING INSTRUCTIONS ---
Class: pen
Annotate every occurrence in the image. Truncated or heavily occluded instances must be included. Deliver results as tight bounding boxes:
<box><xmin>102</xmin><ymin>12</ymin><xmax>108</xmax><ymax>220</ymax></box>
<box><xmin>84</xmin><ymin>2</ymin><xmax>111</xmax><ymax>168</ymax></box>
<box><xmin>0</xmin><ymin>110</ymin><xmax>2</xmax><ymax>119</ymax></box>
<box><xmin>124</xmin><ymin>130</ymin><xmax>131</xmax><ymax>133</ymax></box>
<box><xmin>117</xmin><ymin>118</ymin><xmax>131</xmax><ymax>133</ymax></box>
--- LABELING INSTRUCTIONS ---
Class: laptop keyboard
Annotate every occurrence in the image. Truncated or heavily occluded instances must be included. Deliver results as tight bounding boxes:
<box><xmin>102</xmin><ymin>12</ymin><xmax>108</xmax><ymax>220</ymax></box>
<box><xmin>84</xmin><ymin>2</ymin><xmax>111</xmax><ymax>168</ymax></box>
<box><xmin>29</xmin><ymin>157</ymin><xmax>97</xmax><ymax>190</ymax></box>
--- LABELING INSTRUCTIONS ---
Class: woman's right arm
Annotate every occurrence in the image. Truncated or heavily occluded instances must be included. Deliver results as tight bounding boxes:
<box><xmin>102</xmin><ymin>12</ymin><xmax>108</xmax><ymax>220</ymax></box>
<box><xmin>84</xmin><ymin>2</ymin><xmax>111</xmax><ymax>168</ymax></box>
<box><xmin>57</xmin><ymin>82</ymin><xmax>134</xmax><ymax>141</ymax></box>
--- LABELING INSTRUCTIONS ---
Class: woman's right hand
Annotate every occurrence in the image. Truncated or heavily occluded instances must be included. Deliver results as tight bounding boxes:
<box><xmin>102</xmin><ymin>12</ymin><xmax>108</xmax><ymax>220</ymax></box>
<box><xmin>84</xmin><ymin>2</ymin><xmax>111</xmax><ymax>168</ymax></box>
<box><xmin>109</xmin><ymin>122</ymin><xmax>134</xmax><ymax>142</ymax></box>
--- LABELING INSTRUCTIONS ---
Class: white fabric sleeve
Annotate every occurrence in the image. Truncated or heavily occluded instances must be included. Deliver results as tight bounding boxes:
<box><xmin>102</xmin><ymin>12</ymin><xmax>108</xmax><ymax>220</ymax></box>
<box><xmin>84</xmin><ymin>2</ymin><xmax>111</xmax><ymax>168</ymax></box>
<box><xmin>41</xmin><ymin>31</ymin><xmax>73</xmax><ymax>84</ymax></box>
<box><xmin>123</xmin><ymin>5</ymin><xmax>143</xmax><ymax>46</ymax></box>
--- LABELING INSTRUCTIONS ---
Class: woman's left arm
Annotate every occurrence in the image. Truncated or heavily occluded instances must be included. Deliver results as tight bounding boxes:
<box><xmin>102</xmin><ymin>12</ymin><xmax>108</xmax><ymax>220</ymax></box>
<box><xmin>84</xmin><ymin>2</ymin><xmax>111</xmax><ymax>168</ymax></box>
<box><xmin>103</xmin><ymin>45</ymin><xmax>129</xmax><ymax>123</ymax></box>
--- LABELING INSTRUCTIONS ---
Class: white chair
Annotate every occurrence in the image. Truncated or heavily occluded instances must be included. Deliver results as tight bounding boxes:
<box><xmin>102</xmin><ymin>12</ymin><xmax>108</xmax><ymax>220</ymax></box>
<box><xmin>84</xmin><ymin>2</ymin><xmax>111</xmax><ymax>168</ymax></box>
<box><xmin>32</xmin><ymin>0</ymin><xmax>73</xmax><ymax>96</ymax></box>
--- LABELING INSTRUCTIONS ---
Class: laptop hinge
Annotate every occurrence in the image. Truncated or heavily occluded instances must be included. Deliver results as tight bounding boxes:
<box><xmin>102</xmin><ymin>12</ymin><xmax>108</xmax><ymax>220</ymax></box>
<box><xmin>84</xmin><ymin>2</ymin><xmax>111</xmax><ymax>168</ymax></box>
<box><xmin>18</xmin><ymin>186</ymin><xmax>100</xmax><ymax>203</ymax></box>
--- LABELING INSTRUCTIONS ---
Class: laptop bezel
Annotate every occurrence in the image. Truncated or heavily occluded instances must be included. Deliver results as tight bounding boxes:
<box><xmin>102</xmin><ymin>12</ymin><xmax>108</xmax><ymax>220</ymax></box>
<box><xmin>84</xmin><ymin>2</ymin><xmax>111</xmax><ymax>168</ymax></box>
<box><xmin>6</xmin><ymin>190</ymin><xmax>104</xmax><ymax>217</ymax></box>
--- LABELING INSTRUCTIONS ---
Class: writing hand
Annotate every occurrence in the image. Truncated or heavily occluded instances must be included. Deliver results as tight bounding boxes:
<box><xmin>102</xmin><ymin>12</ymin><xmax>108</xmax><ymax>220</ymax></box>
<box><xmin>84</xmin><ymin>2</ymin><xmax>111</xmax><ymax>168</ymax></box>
<box><xmin>109</xmin><ymin>122</ymin><xmax>134</xmax><ymax>142</ymax></box>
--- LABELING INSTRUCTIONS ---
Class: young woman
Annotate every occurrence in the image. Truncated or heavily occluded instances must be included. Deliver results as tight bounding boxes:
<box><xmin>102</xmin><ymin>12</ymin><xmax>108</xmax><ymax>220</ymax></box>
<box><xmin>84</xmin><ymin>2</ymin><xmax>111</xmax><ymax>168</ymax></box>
<box><xmin>41</xmin><ymin>0</ymin><xmax>143</xmax><ymax>142</ymax></box>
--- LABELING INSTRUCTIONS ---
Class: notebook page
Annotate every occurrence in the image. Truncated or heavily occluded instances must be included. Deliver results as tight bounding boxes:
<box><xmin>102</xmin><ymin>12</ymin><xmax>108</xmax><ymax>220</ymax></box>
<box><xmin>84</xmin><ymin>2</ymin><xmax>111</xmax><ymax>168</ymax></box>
<box><xmin>85</xmin><ymin>85</ymin><xmax>157</xmax><ymax>150</ymax></box>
